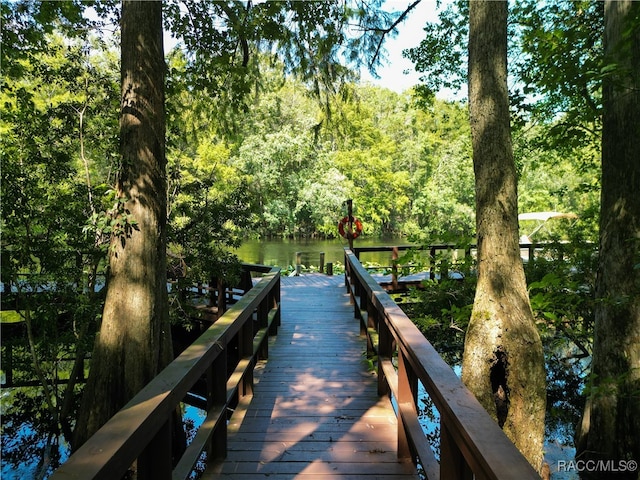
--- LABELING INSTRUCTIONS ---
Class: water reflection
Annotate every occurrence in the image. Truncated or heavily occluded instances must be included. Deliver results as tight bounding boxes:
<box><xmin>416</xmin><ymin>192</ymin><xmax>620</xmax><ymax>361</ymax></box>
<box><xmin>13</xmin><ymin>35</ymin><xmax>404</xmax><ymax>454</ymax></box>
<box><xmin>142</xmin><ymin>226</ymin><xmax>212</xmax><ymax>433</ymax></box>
<box><xmin>234</xmin><ymin>237</ymin><xmax>414</xmax><ymax>268</ymax></box>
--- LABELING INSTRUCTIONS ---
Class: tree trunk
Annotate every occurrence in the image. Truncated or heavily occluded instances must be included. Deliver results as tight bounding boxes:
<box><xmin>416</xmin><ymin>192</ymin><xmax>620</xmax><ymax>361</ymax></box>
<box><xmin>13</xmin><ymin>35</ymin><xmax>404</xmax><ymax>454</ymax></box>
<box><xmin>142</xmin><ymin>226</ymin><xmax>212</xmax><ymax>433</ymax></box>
<box><xmin>575</xmin><ymin>2</ymin><xmax>640</xmax><ymax>478</ymax></box>
<box><xmin>462</xmin><ymin>0</ymin><xmax>546</xmax><ymax>471</ymax></box>
<box><xmin>73</xmin><ymin>0</ymin><xmax>174</xmax><ymax>449</ymax></box>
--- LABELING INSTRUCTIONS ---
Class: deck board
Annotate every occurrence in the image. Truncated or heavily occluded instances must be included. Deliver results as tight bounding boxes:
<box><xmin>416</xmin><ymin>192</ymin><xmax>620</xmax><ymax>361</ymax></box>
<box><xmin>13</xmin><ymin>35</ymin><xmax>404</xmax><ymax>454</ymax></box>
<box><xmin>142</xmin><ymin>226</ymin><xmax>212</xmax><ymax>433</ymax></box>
<box><xmin>202</xmin><ymin>274</ymin><xmax>419</xmax><ymax>479</ymax></box>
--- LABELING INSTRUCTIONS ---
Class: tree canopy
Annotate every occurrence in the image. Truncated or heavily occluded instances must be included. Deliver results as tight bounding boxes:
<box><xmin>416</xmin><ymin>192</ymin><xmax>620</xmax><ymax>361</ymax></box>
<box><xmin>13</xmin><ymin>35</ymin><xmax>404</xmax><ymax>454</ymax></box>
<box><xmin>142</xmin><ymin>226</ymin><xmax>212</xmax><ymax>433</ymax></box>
<box><xmin>2</xmin><ymin>0</ymin><xmax>632</xmax><ymax>477</ymax></box>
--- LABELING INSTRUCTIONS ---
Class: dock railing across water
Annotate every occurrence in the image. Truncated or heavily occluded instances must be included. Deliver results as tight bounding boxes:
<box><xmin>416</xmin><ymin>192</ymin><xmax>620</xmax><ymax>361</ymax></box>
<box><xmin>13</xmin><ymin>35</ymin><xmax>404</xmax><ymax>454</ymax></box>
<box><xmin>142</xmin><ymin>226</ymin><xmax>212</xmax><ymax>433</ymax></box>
<box><xmin>50</xmin><ymin>265</ymin><xmax>281</xmax><ymax>480</ymax></box>
<box><xmin>354</xmin><ymin>242</ymin><xmax>565</xmax><ymax>289</ymax></box>
<box><xmin>344</xmin><ymin>248</ymin><xmax>540</xmax><ymax>480</ymax></box>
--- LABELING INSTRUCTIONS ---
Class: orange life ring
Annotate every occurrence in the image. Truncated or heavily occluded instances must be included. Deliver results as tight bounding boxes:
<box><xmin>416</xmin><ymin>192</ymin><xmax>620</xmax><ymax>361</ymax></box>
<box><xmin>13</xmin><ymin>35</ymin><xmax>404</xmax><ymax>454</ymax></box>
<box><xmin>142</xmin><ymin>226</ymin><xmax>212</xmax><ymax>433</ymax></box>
<box><xmin>338</xmin><ymin>216</ymin><xmax>363</xmax><ymax>239</ymax></box>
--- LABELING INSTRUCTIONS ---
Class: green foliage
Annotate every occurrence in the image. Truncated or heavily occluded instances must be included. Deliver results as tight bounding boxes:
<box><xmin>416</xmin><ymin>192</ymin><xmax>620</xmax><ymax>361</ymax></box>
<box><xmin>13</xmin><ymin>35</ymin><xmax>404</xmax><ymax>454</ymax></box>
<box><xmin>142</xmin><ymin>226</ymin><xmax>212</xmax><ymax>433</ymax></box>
<box><xmin>162</xmin><ymin>0</ymin><xmax>406</xmax><ymax>133</ymax></box>
<box><xmin>407</xmin><ymin>100</ymin><xmax>474</xmax><ymax>240</ymax></box>
<box><xmin>166</xmin><ymin>63</ymin><xmax>254</xmax><ymax>288</ymax></box>
<box><xmin>400</xmin><ymin>246</ymin><xmax>477</xmax><ymax>367</ymax></box>
<box><xmin>405</xmin><ymin>0</ymin><xmax>604</xmax><ymax>244</ymax></box>
<box><xmin>222</xmin><ymin>81</ymin><xmax>476</xmax><ymax>239</ymax></box>
<box><xmin>1</xmin><ymin>12</ymin><xmax>115</xmax><ymax>473</ymax></box>
<box><xmin>398</xmin><ymin>241</ymin><xmax>597</xmax><ymax>442</ymax></box>
<box><xmin>0</xmin><ymin>0</ymin><xmax>612</xmax><ymax>473</ymax></box>
<box><xmin>404</xmin><ymin>0</ymin><xmax>469</xmax><ymax>100</ymax></box>
<box><xmin>526</xmin><ymin>242</ymin><xmax>597</xmax><ymax>438</ymax></box>
<box><xmin>0</xmin><ymin>29</ymin><xmax>117</xmax><ymax>282</ymax></box>
<box><xmin>514</xmin><ymin>126</ymin><xmax>600</xmax><ymax>242</ymax></box>
<box><xmin>167</xmin><ymin>140</ymin><xmax>250</xmax><ymax>284</ymax></box>
<box><xmin>405</xmin><ymin>275</ymin><xmax>475</xmax><ymax>367</ymax></box>
<box><xmin>512</xmin><ymin>1</ymin><xmax>603</xmax><ymax>134</ymax></box>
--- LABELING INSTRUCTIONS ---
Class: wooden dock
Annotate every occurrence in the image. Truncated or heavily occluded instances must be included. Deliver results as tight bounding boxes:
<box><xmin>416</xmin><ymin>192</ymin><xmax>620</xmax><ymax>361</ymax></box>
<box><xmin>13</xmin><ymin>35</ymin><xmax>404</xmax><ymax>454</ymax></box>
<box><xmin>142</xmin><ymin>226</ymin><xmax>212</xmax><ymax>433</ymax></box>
<box><xmin>203</xmin><ymin>274</ymin><xmax>419</xmax><ymax>479</ymax></box>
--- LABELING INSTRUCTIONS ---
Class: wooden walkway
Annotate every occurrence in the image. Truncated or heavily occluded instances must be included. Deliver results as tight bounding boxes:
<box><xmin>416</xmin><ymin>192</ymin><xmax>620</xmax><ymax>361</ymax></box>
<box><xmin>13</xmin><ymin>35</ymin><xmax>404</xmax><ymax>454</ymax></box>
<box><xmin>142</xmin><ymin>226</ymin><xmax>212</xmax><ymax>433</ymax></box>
<box><xmin>204</xmin><ymin>274</ymin><xmax>419</xmax><ymax>479</ymax></box>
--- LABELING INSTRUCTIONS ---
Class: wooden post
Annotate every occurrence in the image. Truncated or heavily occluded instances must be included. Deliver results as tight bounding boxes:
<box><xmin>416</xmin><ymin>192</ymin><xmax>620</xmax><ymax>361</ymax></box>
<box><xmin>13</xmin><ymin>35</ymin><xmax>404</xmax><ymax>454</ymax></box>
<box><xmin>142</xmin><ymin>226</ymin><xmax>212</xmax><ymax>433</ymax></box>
<box><xmin>295</xmin><ymin>252</ymin><xmax>302</xmax><ymax>276</ymax></box>
<box><xmin>397</xmin><ymin>348</ymin><xmax>417</xmax><ymax>461</ymax></box>
<box><xmin>217</xmin><ymin>279</ymin><xmax>226</xmax><ymax>316</ymax></box>
<box><xmin>136</xmin><ymin>420</ymin><xmax>172</xmax><ymax>480</ymax></box>
<box><xmin>440</xmin><ymin>250</ymin><xmax>449</xmax><ymax>281</ymax></box>
<box><xmin>429</xmin><ymin>246</ymin><xmax>437</xmax><ymax>280</ymax></box>
<box><xmin>441</xmin><ymin>421</ymin><xmax>473</xmax><ymax>479</ymax></box>
<box><xmin>138</xmin><ymin>420</ymin><xmax>172</xmax><ymax>480</ymax></box>
<box><xmin>257</xmin><ymin>295</ymin><xmax>269</xmax><ymax>361</ymax></box>
<box><xmin>378</xmin><ymin>318</ymin><xmax>392</xmax><ymax>397</ymax></box>
<box><xmin>347</xmin><ymin>199</ymin><xmax>354</xmax><ymax>250</ymax></box>
<box><xmin>327</xmin><ymin>262</ymin><xmax>333</xmax><ymax>276</ymax></box>
<box><xmin>392</xmin><ymin>246</ymin><xmax>399</xmax><ymax>291</ymax></box>
<box><xmin>269</xmin><ymin>279</ymin><xmax>281</xmax><ymax>334</ymax></box>
<box><xmin>319</xmin><ymin>252</ymin><xmax>325</xmax><ymax>273</ymax></box>
<box><xmin>207</xmin><ymin>350</ymin><xmax>227</xmax><ymax>461</ymax></box>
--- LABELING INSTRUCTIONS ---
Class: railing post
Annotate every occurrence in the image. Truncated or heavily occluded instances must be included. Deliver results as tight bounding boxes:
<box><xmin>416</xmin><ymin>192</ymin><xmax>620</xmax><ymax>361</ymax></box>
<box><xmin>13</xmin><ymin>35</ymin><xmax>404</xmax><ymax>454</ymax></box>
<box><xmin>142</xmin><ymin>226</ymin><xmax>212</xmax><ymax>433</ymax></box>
<box><xmin>378</xmin><ymin>317</ymin><xmax>392</xmax><ymax>397</ymax></box>
<box><xmin>397</xmin><ymin>346</ymin><xmax>417</xmax><ymax>462</ymax></box>
<box><xmin>207</xmin><ymin>348</ymin><xmax>228</xmax><ymax>461</ymax></box>
<box><xmin>430</xmin><ymin>246</ymin><xmax>437</xmax><ymax>280</ymax></box>
<box><xmin>360</xmin><ymin>285</ymin><xmax>368</xmax><ymax>338</ymax></box>
<box><xmin>269</xmin><ymin>277</ymin><xmax>281</xmax><ymax>334</ymax></box>
<box><xmin>440</xmin><ymin>421</ymin><xmax>473</xmax><ymax>480</ymax></box>
<box><xmin>392</xmin><ymin>246</ymin><xmax>399</xmax><ymax>291</ymax></box>
<box><xmin>365</xmin><ymin>295</ymin><xmax>376</xmax><ymax>354</ymax></box>
<box><xmin>138</xmin><ymin>419</ymin><xmax>172</xmax><ymax>480</ymax></box>
<box><xmin>257</xmin><ymin>294</ymin><xmax>269</xmax><ymax>361</ymax></box>
<box><xmin>209</xmin><ymin>277</ymin><xmax>216</xmax><ymax>306</ymax></box>
<box><xmin>345</xmin><ymin>251</ymin><xmax>351</xmax><ymax>294</ymax></box>
<box><xmin>240</xmin><ymin>313</ymin><xmax>255</xmax><ymax>397</ymax></box>
<box><xmin>440</xmin><ymin>255</ymin><xmax>449</xmax><ymax>281</ymax></box>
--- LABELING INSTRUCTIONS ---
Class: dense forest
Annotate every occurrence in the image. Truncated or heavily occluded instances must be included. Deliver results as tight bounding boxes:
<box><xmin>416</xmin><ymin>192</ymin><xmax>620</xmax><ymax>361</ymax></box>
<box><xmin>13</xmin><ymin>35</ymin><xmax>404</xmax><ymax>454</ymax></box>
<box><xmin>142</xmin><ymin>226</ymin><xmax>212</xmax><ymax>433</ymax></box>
<box><xmin>0</xmin><ymin>7</ymin><xmax>601</xmax><ymax>248</ymax></box>
<box><xmin>1</xmin><ymin>1</ymin><xmax>638</xmax><ymax>479</ymax></box>
<box><xmin>1</xmin><ymin>14</ymin><xmax>601</xmax><ymax>290</ymax></box>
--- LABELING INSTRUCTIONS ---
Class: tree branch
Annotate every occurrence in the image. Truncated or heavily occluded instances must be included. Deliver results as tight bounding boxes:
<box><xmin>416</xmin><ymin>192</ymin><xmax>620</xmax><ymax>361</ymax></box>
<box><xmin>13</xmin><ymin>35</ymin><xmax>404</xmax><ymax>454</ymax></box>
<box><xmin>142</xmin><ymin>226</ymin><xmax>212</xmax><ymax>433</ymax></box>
<box><xmin>368</xmin><ymin>0</ymin><xmax>422</xmax><ymax>69</ymax></box>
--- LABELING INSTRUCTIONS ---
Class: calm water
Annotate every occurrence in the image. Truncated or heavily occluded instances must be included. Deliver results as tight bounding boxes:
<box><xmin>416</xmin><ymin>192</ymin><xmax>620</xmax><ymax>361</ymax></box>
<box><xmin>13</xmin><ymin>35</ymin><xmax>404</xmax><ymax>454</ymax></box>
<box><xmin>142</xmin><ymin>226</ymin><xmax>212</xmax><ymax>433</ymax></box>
<box><xmin>234</xmin><ymin>237</ymin><xmax>417</xmax><ymax>268</ymax></box>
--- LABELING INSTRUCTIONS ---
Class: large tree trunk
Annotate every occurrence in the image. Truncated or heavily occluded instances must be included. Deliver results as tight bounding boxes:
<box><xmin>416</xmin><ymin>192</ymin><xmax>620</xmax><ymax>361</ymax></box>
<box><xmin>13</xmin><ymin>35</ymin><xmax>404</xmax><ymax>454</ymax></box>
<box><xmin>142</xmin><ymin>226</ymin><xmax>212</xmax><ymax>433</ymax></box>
<box><xmin>575</xmin><ymin>2</ymin><xmax>640</xmax><ymax>478</ymax></box>
<box><xmin>73</xmin><ymin>0</ymin><xmax>175</xmax><ymax>449</ymax></box>
<box><xmin>462</xmin><ymin>0</ymin><xmax>546</xmax><ymax>471</ymax></box>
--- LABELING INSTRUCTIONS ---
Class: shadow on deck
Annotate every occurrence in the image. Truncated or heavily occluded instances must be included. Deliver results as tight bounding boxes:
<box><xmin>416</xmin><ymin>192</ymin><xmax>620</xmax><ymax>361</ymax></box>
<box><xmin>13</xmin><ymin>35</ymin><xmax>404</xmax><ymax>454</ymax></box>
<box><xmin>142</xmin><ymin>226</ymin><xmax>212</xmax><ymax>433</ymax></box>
<box><xmin>50</xmin><ymin>250</ymin><xmax>540</xmax><ymax>480</ymax></box>
<box><xmin>203</xmin><ymin>274</ymin><xmax>419</xmax><ymax>479</ymax></box>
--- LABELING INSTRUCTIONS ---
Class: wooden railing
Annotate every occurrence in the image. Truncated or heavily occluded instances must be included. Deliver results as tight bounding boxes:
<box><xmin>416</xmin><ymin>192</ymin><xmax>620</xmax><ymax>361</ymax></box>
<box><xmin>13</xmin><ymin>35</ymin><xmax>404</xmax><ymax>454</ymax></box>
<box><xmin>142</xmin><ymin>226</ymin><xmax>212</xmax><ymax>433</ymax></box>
<box><xmin>344</xmin><ymin>248</ymin><xmax>540</xmax><ymax>480</ymax></box>
<box><xmin>354</xmin><ymin>244</ymin><xmax>472</xmax><ymax>292</ymax></box>
<box><xmin>354</xmin><ymin>243</ymin><xmax>473</xmax><ymax>279</ymax></box>
<box><xmin>50</xmin><ymin>266</ymin><xmax>281</xmax><ymax>480</ymax></box>
<box><xmin>354</xmin><ymin>242</ymin><xmax>575</xmax><ymax>291</ymax></box>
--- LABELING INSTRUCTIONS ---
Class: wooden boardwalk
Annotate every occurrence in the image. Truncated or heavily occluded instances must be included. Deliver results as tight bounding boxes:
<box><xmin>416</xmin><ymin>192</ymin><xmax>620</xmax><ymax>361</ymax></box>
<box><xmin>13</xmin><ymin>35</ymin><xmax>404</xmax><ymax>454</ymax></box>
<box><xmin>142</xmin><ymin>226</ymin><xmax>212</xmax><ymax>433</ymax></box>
<box><xmin>204</xmin><ymin>274</ymin><xmax>419</xmax><ymax>479</ymax></box>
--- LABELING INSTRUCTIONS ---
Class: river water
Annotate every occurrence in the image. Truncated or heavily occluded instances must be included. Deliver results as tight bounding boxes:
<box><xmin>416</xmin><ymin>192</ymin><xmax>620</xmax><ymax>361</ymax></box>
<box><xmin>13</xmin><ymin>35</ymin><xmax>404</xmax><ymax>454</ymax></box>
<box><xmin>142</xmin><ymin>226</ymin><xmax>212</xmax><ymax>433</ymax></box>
<box><xmin>233</xmin><ymin>236</ymin><xmax>415</xmax><ymax>269</ymax></box>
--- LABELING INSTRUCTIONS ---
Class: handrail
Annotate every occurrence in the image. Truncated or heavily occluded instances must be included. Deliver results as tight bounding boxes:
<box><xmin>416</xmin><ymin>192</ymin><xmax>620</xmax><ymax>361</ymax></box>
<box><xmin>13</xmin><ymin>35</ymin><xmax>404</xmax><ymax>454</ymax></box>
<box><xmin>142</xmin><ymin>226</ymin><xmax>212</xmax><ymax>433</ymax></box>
<box><xmin>354</xmin><ymin>242</ymin><xmax>578</xmax><ymax>291</ymax></box>
<box><xmin>354</xmin><ymin>244</ymin><xmax>472</xmax><ymax>288</ymax></box>
<box><xmin>51</xmin><ymin>266</ymin><xmax>281</xmax><ymax>480</ymax></box>
<box><xmin>354</xmin><ymin>241</ymin><xmax>566</xmax><ymax>272</ymax></box>
<box><xmin>344</xmin><ymin>248</ymin><xmax>540</xmax><ymax>480</ymax></box>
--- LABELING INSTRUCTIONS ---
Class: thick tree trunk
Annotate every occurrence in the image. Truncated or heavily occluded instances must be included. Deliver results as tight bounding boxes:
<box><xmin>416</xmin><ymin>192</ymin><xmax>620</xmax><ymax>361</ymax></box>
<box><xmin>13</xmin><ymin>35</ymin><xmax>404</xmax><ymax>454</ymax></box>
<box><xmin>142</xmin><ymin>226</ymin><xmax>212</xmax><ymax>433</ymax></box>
<box><xmin>462</xmin><ymin>0</ymin><xmax>546</xmax><ymax>471</ymax></box>
<box><xmin>575</xmin><ymin>2</ymin><xmax>640</xmax><ymax>478</ymax></box>
<box><xmin>73</xmin><ymin>0</ymin><xmax>174</xmax><ymax>449</ymax></box>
